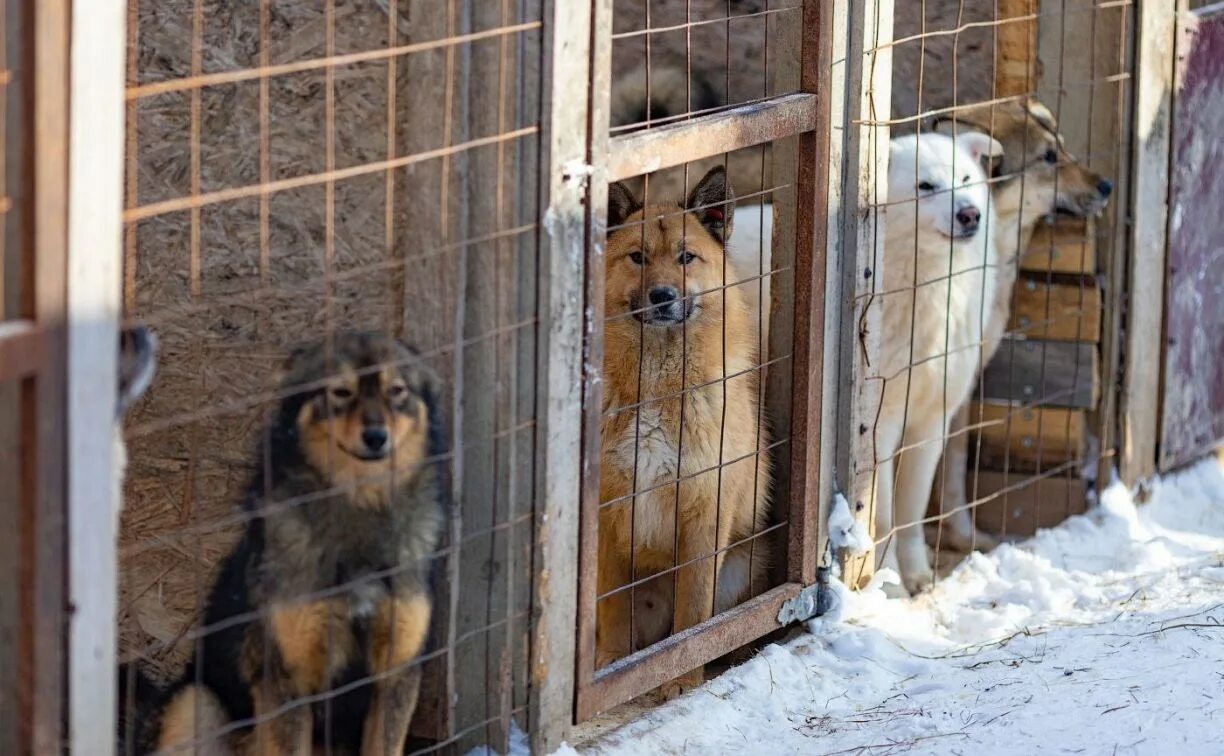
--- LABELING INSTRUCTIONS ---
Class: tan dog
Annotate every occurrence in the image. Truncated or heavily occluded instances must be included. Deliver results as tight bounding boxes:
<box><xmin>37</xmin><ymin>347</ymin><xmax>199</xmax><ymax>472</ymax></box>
<box><xmin>598</xmin><ymin>166</ymin><xmax>772</xmax><ymax>697</ymax></box>
<box><xmin>930</xmin><ymin>99</ymin><xmax>1113</xmax><ymax>551</ymax></box>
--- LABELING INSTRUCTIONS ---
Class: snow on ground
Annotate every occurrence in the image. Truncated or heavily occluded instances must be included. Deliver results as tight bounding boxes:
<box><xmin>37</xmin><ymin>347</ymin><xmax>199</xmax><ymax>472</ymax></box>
<box><xmin>573</xmin><ymin>455</ymin><xmax>1224</xmax><ymax>755</ymax></box>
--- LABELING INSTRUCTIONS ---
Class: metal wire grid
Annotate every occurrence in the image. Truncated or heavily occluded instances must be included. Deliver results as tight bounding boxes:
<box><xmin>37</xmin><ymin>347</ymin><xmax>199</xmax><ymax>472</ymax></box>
<box><xmin>117</xmin><ymin>1</ymin><xmax>543</xmax><ymax>752</ymax></box>
<box><xmin>594</xmin><ymin>157</ymin><xmax>792</xmax><ymax>664</ymax></box>
<box><xmin>849</xmin><ymin>0</ymin><xmax>1134</xmax><ymax>589</ymax></box>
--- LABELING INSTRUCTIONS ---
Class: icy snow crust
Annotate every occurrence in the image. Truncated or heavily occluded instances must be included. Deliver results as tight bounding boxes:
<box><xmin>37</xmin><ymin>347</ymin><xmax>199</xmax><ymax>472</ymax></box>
<box><xmin>574</xmin><ymin>457</ymin><xmax>1224</xmax><ymax>755</ymax></box>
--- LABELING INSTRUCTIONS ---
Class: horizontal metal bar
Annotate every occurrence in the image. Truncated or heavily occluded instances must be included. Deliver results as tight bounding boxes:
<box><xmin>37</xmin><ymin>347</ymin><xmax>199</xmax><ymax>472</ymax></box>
<box><xmin>0</xmin><ymin>321</ymin><xmax>44</xmax><ymax>381</ymax></box>
<box><xmin>607</xmin><ymin>93</ymin><xmax>819</xmax><ymax>182</ymax></box>
<box><xmin>575</xmin><ymin>582</ymin><xmax>801</xmax><ymax>721</ymax></box>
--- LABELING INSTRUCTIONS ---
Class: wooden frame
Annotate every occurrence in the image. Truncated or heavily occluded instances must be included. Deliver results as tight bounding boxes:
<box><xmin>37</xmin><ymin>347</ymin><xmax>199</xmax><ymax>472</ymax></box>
<box><xmin>572</xmin><ymin>0</ymin><xmax>836</xmax><ymax>721</ymax></box>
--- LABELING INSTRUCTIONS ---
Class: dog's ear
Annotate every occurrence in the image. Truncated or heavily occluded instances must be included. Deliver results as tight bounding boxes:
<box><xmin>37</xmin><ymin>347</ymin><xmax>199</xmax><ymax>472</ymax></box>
<box><xmin>685</xmin><ymin>165</ymin><xmax>735</xmax><ymax>243</ymax></box>
<box><xmin>957</xmin><ymin>132</ymin><xmax>1005</xmax><ymax>173</ymax></box>
<box><xmin>607</xmin><ymin>181</ymin><xmax>640</xmax><ymax>230</ymax></box>
<box><xmin>117</xmin><ymin>326</ymin><xmax>158</xmax><ymax>417</ymax></box>
<box><xmin>1026</xmin><ymin>100</ymin><xmax>1058</xmax><ymax>132</ymax></box>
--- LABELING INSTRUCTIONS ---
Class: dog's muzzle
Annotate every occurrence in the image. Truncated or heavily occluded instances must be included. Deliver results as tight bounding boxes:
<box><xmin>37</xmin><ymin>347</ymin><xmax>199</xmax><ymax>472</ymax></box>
<box><xmin>631</xmin><ymin>286</ymin><xmax>695</xmax><ymax>326</ymax></box>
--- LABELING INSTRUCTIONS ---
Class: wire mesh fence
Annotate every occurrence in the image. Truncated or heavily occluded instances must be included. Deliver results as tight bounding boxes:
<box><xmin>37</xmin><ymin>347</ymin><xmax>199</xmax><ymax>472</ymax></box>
<box><xmin>846</xmin><ymin>0</ymin><xmax>1134</xmax><ymax>594</ymax></box>
<box><xmin>117</xmin><ymin>1</ymin><xmax>544</xmax><ymax>752</ymax></box>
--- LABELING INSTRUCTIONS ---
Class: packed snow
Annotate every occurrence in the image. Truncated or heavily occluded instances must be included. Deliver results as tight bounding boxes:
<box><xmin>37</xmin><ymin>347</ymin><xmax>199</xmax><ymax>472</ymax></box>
<box><xmin>571</xmin><ymin>454</ymin><xmax>1224</xmax><ymax>755</ymax></box>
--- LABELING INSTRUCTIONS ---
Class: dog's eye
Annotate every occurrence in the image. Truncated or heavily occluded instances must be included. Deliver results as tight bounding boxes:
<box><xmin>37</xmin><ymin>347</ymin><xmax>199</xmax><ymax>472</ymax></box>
<box><xmin>329</xmin><ymin>386</ymin><xmax>354</xmax><ymax>401</ymax></box>
<box><xmin>627</xmin><ymin>251</ymin><xmax>644</xmax><ymax>265</ymax></box>
<box><xmin>1043</xmin><ymin>149</ymin><xmax>1058</xmax><ymax>164</ymax></box>
<box><xmin>962</xmin><ymin>175</ymin><xmax>971</xmax><ymax>184</ymax></box>
<box><xmin>387</xmin><ymin>383</ymin><xmax>408</xmax><ymax>400</ymax></box>
<box><xmin>677</xmin><ymin>251</ymin><xmax>697</xmax><ymax>265</ymax></box>
<box><xmin>917</xmin><ymin>181</ymin><xmax>936</xmax><ymax>192</ymax></box>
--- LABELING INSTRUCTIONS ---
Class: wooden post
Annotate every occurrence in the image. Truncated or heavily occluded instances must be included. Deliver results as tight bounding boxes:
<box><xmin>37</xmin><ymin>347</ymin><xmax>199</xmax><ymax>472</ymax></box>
<box><xmin>841</xmin><ymin>0</ymin><xmax>893</xmax><ymax>589</ymax></box>
<box><xmin>66</xmin><ymin>0</ymin><xmax>127</xmax><ymax>753</ymax></box>
<box><xmin>1121</xmin><ymin>0</ymin><xmax>1176</xmax><ymax>485</ymax></box>
<box><xmin>529</xmin><ymin>0</ymin><xmax>595</xmax><ymax>750</ymax></box>
<box><xmin>995</xmin><ymin>0</ymin><xmax>1039</xmax><ymax>97</ymax></box>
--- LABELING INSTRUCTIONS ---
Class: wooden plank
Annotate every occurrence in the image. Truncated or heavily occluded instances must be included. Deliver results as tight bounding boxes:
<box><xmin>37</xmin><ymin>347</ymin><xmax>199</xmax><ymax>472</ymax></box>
<box><xmin>31</xmin><ymin>0</ymin><xmax>70</xmax><ymax>750</ymax></box>
<box><xmin>842</xmin><ymin>0</ymin><xmax>893</xmax><ymax>590</ymax></box>
<box><xmin>528</xmin><ymin>0</ymin><xmax>591</xmax><ymax>749</ymax></box>
<box><xmin>1158</xmin><ymin>4</ymin><xmax>1224</xmax><ymax>471</ymax></box>
<box><xmin>606</xmin><ymin>93</ymin><xmax>818</xmax><ymax>182</ymax></box>
<box><xmin>973</xmin><ymin>403</ymin><xmax>1086</xmax><ymax>470</ymax></box>
<box><xmin>1121</xmin><ymin>0</ymin><xmax>1176</xmax><ymax>484</ymax></box>
<box><xmin>981</xmin><ymin>339</ymin><xmax>1099</xmax><ymax>409</ymax></box>
<box><xmin>576</xmin><ymin>583</ymin><xmax>801</xmax><ymax>721</ymax></box>
<box><xmin>970</xmin><ymin>470</ymin><xmax>1088</xmax><ymax>538</ymax></box>
<box><xmin>1019</xmin><ymin>217</ymin><xmax>1097</xmax><ymax>275</ymax></box>
<box><xmin>1009</xmin><ymin>277</ymin><xmax>1101</xmax><ymax>342</ymax></box>
<box><xmin>0</xmin><ymin>321</ymin><xmax>42</xmax><ymax>379</ymax></box>
<box><xmin>994</xmin><ymin>0</ymin><xmax>1039</xmax><ymax>97</ymax></box>
<box><xmin>66</xmin><ymin>1</ymin><xmax>126</xmax><ymax>753</ymax></box>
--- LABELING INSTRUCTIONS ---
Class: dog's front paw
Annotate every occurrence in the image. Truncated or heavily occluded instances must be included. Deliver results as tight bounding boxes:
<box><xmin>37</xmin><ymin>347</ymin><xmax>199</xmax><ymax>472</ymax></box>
<box><xmin>652</xmin><ymin>669</ymin><xmax>704</xmax><ymax>702</ymax></box>
<box><xmin>902</xmin><ymin>568</ymin><xmax>935</xmax><ymax>596</ymax></box>
<box><xmin>942</xmin><ymin>525</ymin><xmax>999</xmax><ymax>553</ymax></box>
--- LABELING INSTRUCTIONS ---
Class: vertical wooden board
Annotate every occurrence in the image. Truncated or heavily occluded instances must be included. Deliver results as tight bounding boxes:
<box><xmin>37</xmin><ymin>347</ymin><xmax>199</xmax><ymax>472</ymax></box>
<box><xmin>842</xmin><ymin>0</ymin><xmax>892</xmax><ymax>590</ymax></box>
<box><xmin>1009</xmin><ymin>277</ymin><xmax>1102</xmax><ymax>343</ymax></box>
<box><xmin>1122</xmin><ymin>0</ymin><xmax>1176</xmax><ymax>484</ymax></box>
<box><xmin>529</xmin><ymin>0</ymin><xmax>590</xmax><ymax>748</ymax></box>
<box><xmin>395</xmin><ymin>1</ymin><xmax>455</xmax><ymax>742</ymax></box>
<box><xmin>1159</xmin><ymin>5</ymin><xmax>1224</xmax><ymax>470</ymax></box>
<box><xmin>995</xmin><ymin>0</ymin><xmax>1038</xmax><ymax>97</ymax></box>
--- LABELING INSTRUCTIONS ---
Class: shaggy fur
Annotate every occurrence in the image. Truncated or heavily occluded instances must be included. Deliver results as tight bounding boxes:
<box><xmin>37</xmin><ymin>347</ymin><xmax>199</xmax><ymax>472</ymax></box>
<box><xmin>598</xmin><ymin>166</ymin><xmax>773</xmax><ymax>697</ymax></box>
<box><xmin>873</xmin><ymin>132</ymin><xmax>1002</xmax><ymax>596</ymax></box>
<box><xmin>929</xmin><ymin>100</ymin><xmax>1113</xmax><ymax>552</ymax></box>
<box><xmin>134</xmin><ymin>332</ymin><xmax>447</xmax><ymax>755</ymax></box>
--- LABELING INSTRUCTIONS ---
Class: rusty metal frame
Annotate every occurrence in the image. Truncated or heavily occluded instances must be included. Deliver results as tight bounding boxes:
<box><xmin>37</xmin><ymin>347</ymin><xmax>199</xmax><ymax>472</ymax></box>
<box><xmin>573</xmin><ymin>0</ymin><xmax>834</xmax><ymax>721</ymax></box>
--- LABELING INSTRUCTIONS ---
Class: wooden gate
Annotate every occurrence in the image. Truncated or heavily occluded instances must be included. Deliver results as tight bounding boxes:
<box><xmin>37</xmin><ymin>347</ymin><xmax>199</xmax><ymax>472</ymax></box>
<box><xmin>570</xmin><ymin>0</ymin><xmax>840</xmax><ymax>720</ymax></box>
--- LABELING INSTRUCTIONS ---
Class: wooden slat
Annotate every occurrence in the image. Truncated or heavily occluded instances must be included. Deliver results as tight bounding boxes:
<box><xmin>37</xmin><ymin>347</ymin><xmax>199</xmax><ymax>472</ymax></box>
<box><xmin>1121</xmin><ymin>0</ymin><xmax>1176</xmax><ymax>484</ymax></box>
<box><xmin>606</xmin><ymin>93</ymin><xmax>818</xmax><ymax>182</ymax></box>
<box><xmin>981</xmin><ymin>339</ymin><xmax>1099</xmax><ymax>408</ymax></box>
<box><xmin>576</xmin><ymin>583</ymin><xmax>800</xmax><ymax>721</ymax></box>
<box><xmin>528</xmin><ymin>0</ymin><xmax>592</xmax><ymax>749</ymax></box>
<box><xmin>1019</xmin><ymin>217</ymin><xmax>1097</xmax><ymax>275</ymax></box>
<box><xmin>973</xmin><ymin>403</ymin><xmax>1086</xmax><ymax>470</ymax></box>
<box><xmin>1009</xmin><ymin>277</ymin><xmax>1101</xmax><ymax>342</ymax></box>
<box><xmin>969</xmin><ymin>470</ymin><xmax>1088</xmax><ymax>538</ymax></box>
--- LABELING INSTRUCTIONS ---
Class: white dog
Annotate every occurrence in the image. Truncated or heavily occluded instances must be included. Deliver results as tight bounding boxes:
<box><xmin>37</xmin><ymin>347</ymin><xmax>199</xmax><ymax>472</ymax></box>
<box><xmin>872</xmin><ymin>132</ymin><xmax>1002</xmax><ymax>595</ymax></box>
<box><xmin>115</xmin><ymin>326</ymin><xmax>157</xmax><ymax>522</ymax></box>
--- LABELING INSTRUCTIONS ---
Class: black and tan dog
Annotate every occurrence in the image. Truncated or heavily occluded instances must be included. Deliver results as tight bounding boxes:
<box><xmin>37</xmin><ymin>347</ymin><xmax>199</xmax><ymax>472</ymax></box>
<box><xmin>139</xmin><ymin>332</ymin><xmax>447</xmax><ymax>755</ymax></box>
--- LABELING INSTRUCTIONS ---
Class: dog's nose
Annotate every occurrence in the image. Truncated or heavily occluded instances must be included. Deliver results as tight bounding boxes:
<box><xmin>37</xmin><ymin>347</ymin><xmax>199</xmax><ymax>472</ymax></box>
<box><xmin>1097</xmin><ymin>178</ymin><xmax>1113</xmax><ymax>199</ymax></box>
<box><xmin>955</xmin><ymin>206</ymin><xmax>980</xmax><ymax>232</ymax></box>
<box><xmin>648</xmin><ymin>286</ymin><xmax>679</xmax><ymax>306</ymax></box>
<box><xmin>362</xmin><ymin>427</ymin><xmax>389</xmax><ymax>452</ymax></box>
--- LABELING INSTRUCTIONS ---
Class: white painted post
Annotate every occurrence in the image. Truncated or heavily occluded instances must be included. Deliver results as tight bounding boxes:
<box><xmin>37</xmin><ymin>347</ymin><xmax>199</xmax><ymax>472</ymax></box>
<box><xmin>67</xmin><ymin>1</ymin><xmax>127</xmax><ymax>752</ymax></box>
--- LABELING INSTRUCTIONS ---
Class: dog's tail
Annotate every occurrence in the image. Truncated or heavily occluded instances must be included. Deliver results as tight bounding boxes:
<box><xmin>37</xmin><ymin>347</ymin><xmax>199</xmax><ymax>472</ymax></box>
<box><xmin>116</xmin><ymin>661</ymin><xmax>163</xmax><ymax>756</ymax></box>
<box><xmin>611</xmin><ymin>61</ymin><xmax>719</xmax><ymax>131</ymax></box>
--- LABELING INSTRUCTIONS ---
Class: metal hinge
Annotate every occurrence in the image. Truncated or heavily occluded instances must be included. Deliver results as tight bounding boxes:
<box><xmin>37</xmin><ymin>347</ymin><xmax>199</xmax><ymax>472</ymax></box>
<box><xmin>776</xmin><ymin>565</ymin><xmax>835</xmax><ymax>625</ymax></box>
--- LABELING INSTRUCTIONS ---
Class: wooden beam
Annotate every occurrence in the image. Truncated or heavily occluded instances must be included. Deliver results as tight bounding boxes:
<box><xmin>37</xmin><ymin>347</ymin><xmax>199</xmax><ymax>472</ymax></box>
<box><xmin>970</xmin><ymin>470</ymin><xmax>1088</xmax><ymax>538</ymax></box>
<box><xmin>1009</xmin><ymin>277</ymin><xmax>1102</xmax><ymax>342</ymax></box>
<box><xmin>1120</xmin><ymin>0</ymin><xmax>1177</xmax><ymax>485</ymax></box>
<box><xmin>606</xmin><ymin>93</ymin><xmax>818</xmax><ymax>182</ymax></box>
<box><xmin>981</xmin><ymin>339</ymin><xmax>1099</xmax><ymax>409</ymax></box>
<box><xmin>1019</xmin><ymin>217</ymin><xmax>1097</xmax><ymax>276</ymax></box>
<box><xmin>973</xmin><ymin>403</ymin><xmax>1086</xmax><ymax>470</ymax></box>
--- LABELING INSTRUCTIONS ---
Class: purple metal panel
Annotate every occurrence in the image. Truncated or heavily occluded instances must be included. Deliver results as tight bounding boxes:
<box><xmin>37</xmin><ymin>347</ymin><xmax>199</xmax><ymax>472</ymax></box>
<box><xmin>1161</xmin><ymin>6</ymin><xmax>1224</xmax><ymax>470</ymax></box>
